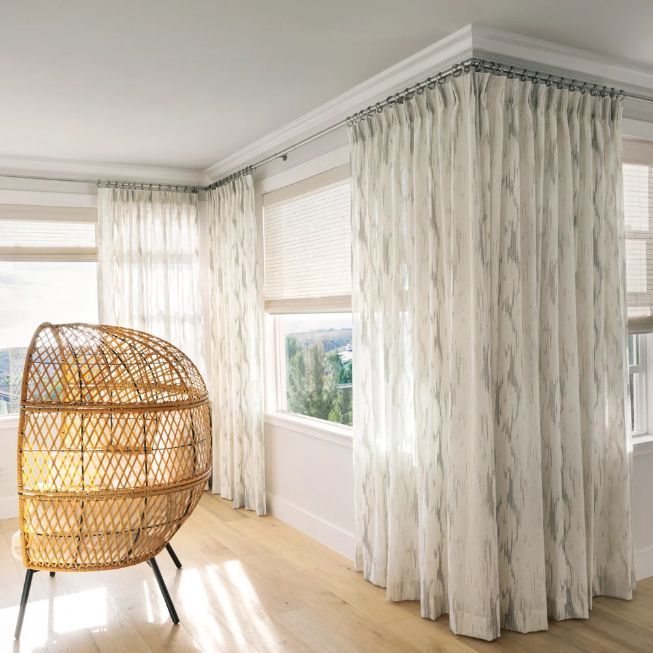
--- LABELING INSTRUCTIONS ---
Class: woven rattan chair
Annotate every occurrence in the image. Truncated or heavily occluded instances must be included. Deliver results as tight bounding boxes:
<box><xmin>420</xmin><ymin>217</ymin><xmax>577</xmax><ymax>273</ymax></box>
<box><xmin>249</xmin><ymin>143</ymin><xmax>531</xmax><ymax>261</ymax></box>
<box><xmin>12</xmin><ymin>323</ymin><xmax>211</xmax><ymax>638</ymax></box>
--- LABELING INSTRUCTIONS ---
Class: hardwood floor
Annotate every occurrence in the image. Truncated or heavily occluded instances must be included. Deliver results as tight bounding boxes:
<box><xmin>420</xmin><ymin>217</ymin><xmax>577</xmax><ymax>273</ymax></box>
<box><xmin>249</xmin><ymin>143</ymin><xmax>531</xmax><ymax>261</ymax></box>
<box><xmin>1</xmin><ymin>493</ymin><xmax>651</xmax><ymax>652</ymax></box>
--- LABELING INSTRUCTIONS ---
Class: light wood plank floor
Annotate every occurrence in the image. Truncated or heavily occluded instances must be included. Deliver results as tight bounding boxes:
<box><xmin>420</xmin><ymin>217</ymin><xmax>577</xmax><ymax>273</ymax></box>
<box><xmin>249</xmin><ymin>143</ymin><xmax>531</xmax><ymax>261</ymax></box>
<box><xmin>1</xmin><ymin>493</ymin><xmax>651</xmax><ymax>652</ymax></box>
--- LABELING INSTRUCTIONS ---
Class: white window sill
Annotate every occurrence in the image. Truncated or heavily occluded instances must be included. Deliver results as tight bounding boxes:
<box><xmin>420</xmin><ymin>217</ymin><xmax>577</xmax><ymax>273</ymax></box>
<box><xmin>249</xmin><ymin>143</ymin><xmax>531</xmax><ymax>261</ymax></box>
<box><xmin>264</xmin><ymin>411</ymin><xmax>353</xmax><ymax>449</ymax></box>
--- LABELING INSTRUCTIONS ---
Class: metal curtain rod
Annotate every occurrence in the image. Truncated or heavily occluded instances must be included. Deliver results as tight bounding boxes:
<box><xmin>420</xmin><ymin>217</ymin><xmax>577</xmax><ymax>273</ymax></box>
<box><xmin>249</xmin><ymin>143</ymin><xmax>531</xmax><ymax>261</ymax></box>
<box><xmin>0</xmin><ymin>171</ymin><xmax>200</xmax><ymax>192</ymax></box>
<box><xmin>97</xmin><ymin>181</ymin><xmax>200</xmax><ymax>192</ymax></box>
<box><xmin>205</xmin><ymin>56</ymin><xmax>653</xmax><ymax>190</ymax></box>
<box><xmin>1</xmin><ymin>57</ymin><xmax>652</xmax><ymax>191</ymax></box>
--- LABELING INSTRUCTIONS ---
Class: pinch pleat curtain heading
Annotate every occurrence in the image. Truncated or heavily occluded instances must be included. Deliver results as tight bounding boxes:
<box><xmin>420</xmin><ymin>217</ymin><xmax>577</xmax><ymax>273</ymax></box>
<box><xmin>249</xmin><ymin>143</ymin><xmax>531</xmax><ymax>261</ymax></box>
<box><xmin>350</xmin><ymin>73</ymin><xmax>633</xmax><ymax>641</ymax></box>
<box><xmin>97</xmin><ymin>187</ymin><xmax>204</xmax><ymax>370</ymax></box>
<box><xmin>207</xmin><ymin>176</ymin><xmax>266</xmax><ymax>514</ymax></box>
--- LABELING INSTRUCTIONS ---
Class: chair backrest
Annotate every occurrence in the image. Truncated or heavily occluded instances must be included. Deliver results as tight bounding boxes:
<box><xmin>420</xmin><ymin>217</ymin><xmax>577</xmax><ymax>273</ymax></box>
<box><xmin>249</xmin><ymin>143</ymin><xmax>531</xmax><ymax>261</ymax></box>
<box><xmin>17</xmin><ymin>323</ymin><xmax>211</xmax><ymax>571</ymax></box>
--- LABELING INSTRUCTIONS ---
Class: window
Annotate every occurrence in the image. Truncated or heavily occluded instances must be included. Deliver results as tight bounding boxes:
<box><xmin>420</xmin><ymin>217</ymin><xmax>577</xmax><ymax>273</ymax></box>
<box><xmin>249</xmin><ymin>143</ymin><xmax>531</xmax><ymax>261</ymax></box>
<box><xmin>275</xmin><ymin>313</ymin><xmax>352</xmax><ymax>426</ymax></box>
<box><xmin>625</xmin><ymin>140</ymin><xmax>653</xmax><ymax>333</ymax></box>
<box><xmin>624</xmin><ymin>139</ymin><xmax>653</xmax><ymax>438</ymax></box>
<box><xmin>263</xmin><ymin>165</ymin><xmax>352</xmax><ymax>427</ymax></box>
<box><xmin>0</xmin><ymin>205</ymin><xmax>98</xmax><ymax>416</ymax></box>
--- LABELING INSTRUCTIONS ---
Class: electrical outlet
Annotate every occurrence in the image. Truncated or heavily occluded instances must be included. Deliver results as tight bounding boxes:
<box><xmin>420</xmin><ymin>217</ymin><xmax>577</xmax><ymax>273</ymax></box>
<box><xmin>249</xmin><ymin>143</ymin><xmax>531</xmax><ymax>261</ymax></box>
<box><xmin>0</xmin><ymin>467</ymin><xmax>6</xmax><ymax>483</ymax></box>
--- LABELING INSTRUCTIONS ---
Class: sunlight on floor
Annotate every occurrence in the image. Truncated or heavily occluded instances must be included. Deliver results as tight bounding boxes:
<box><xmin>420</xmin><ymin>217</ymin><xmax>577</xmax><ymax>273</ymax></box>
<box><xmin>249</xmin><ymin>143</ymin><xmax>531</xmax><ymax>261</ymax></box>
<box><xmin>222</xmin><ymin>559</ymin><xmax>259</xmax><ymax>604</ymax></box>
<box><xmin>142</xmin><ymin>578</ymin><xmax>156</xmax><ymax>623</ymax></box>
<box><xmin>176</xmin><ymin>566</ymin><xmax>227</xmax><ymax>650</ymax></box>
<box><xmin>0</xmin><ymin>560</ymin><xmax>277</xmax><ymax>653</ymax></box>
<box><xmin>0</xmin><ymin>585</ymin><xmax>107</xmax><ymax>649</ymax></box>
<box><xmin>209</xmin><ymin>560</ymin><xmax>281</xmax><ymax>650</ymax></box>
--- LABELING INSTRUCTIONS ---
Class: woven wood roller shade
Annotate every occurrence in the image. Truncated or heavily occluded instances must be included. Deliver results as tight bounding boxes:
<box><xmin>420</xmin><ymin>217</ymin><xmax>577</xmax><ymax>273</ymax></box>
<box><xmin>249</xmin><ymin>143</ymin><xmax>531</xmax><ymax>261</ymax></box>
<box><xmin>263</xmin><ymin>164</ymin><xmax>352</xmax><ymax>313</ymax></box>
<box><xmin>625</xmin><ymin>139</ymin><xmax>653</xmax><ymax>334</ymax></box>
<box><xmin>17</xmin><ymin>323</ymin><xmax>211</xmax><ymax>572</ymax></box>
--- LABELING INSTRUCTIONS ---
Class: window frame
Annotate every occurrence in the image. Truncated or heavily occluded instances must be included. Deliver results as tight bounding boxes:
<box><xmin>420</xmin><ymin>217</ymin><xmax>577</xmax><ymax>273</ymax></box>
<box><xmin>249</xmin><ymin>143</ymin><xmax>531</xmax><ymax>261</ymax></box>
<box><xmin>629</xmin><ymin>333</ymin><xmax>648</xmax><ymax>438</ymax></box>
<box><xmin>269</xmin><ymin>311</ymin><xmax>353</xmax><ymax>428</ymax></box>
<box><xmin>256</xmin><ymin>147</ymin><xmax>353</xmax><ymax>436</ymax></box>
<box><xmin>273</xmin><ymin>314</ymin><xmax>289</xmax><ymax>416</ymax></box>
<box><xmin>0</xmin><ymin>201</ymin><xmax>99</xmax><ymax>424</ymax></box>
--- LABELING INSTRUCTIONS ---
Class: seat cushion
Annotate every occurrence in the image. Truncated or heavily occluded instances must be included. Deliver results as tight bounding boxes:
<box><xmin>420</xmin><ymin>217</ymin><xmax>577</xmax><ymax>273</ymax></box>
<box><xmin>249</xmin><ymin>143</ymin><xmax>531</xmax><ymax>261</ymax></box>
<box><xmin>11</xmin><ymin>530</ymin><xmax>22</xmax><ymax>561</ymax></box>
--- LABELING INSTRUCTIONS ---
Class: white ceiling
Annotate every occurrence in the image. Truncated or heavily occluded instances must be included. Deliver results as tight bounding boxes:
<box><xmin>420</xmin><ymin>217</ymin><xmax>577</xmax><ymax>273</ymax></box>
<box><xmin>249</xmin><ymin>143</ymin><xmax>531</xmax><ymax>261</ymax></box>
<box><xmin>2</xmin><ymin>0</ymin><xmax>653</xmax><ymax>171</ymax></box>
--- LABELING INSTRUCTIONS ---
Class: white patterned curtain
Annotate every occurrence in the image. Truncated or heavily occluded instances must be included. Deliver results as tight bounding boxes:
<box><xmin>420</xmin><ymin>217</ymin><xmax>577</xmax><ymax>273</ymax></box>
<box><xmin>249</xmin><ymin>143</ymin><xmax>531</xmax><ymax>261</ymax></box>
<box><xmin>207</xmin><ymin>176</ymin><xmax>266</xmax><ymax>514</ymax></box>
<box><xmin>97</xmin><ymin>187</ymin><xmax>204</xmax><ymax>369</ymax></box>
<box><xmin>350</xmin><ymin>72</ymin><xmax>634</xmax><ymax>641</ymax></box>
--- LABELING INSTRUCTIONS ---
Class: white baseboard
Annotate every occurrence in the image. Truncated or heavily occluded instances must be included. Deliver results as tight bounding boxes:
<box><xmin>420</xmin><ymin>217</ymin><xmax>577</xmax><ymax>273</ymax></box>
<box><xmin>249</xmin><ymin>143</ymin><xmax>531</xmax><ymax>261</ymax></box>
<box><xmin>266</xmin><ymin>493</ymin><xmax>354</xmax><ymax>560</ymax></box>
<box><xmin>635</xmin><ymin>546</ymin><xmax>653</xmax><ymax>581</ymax></box>
<box><xmin>267</xmin><ymin>493</ymin><xmax>653</xmax><ymax>584</ymax></box>
<box><xmin>0</xmin><ymin>495</ymin><xmax>17</xmax><ymax>520</ymax></box>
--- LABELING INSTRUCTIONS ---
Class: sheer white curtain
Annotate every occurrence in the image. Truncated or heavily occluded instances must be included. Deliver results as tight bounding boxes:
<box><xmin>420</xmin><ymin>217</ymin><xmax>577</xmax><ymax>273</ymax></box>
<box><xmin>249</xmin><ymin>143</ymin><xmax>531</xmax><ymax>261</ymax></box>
<box><xmin>350</xmin><ymin>73</ymin><xmax>634</xmax><ymax>641</ymax></box>
<box><xmin>207</xmin><ymin>176</ymin><xmax>266</xmax><ymax>514</ymax></box>
<box><xmin>97</xmin><ymin>187</ymin><xmax>204</xmax><ymax>369</ymax></box>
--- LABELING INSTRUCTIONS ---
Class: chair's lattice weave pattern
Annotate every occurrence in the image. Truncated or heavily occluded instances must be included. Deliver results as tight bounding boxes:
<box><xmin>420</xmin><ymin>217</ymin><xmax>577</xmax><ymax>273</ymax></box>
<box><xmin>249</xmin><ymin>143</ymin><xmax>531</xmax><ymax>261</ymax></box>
<box><xmin>17</xmin><ymin>323</ymin><xmax>211</xmax><ymax>572</ymax></box>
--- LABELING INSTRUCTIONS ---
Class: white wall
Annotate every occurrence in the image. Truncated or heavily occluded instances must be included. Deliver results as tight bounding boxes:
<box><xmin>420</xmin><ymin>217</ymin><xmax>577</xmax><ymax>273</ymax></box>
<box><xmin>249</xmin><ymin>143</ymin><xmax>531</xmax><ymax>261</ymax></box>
<box><xmin>632</xmin><ymin>442</ymin><xmax>653</xmax><ymax>579</ymax></box>
<box><xmin>264</xmin><ymin>417</ymin><xmax>355</xmax><ymax>559</ymax></box>
<box><xmin>0</xmin><ymin>417</ymin><xmax>18</xmax><ymax>518</ymax></box>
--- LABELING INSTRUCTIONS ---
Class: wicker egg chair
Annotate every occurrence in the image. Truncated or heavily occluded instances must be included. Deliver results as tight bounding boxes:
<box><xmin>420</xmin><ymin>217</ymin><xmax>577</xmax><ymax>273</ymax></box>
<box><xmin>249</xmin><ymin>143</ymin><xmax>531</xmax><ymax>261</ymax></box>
<box><xmin>13</xmin><ymin>323</ymin><xmax>211</xmax><ymax>638</ymax></box>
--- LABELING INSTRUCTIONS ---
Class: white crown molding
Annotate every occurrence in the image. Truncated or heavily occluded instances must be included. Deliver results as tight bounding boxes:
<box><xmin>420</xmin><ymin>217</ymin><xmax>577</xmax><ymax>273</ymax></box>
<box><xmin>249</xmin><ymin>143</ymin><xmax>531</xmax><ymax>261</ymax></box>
<box><xmin>205</xmin><ymin>24</ymin><xmax>475</xmax><ymax>181</ymax></box>
<box><xmin>0</xmin><ymin>154</ymin><xmax>209</xmax><ymax>187</ymax></box>
<box><xmin>205</xmin><ymin>23</ymin><xmax>653</xmax><ymax>183</ymax></box>
<box><xmin>469</xmin><ymin>25</ymin><xmax>653</xmax><ymax>94</ymax></box>
<box><xmin>470</xmin><ymin>25</ymin><xmax>653</xmax><ymax>126</ymax></box>
<box><xmin>471</xmin><ymin>25</ymin><xmax>653</xmax><ymax>90</ymax></box>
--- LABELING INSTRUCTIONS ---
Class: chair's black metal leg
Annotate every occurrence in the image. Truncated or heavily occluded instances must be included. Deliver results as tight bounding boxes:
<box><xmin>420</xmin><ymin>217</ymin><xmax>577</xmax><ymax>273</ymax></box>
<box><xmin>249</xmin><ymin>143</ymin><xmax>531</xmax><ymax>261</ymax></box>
<box><xmin>148</xmin><ymin>557</ymin><xmax>179</xmax><ymax>624</ymax></box>
<box><xmin>165</xmin><ymin>543</ymin><xmax>182</xmax><ymax>569</ymax></box>
<box><xmin>14</xmin><ymin>569</ymin><xmax>36</xmax><ymax>639</ymax></box>
<box><xmin>49</xmin><ymin>571</ymin><xmax>55</xmax><ymax>578</ymax></box>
